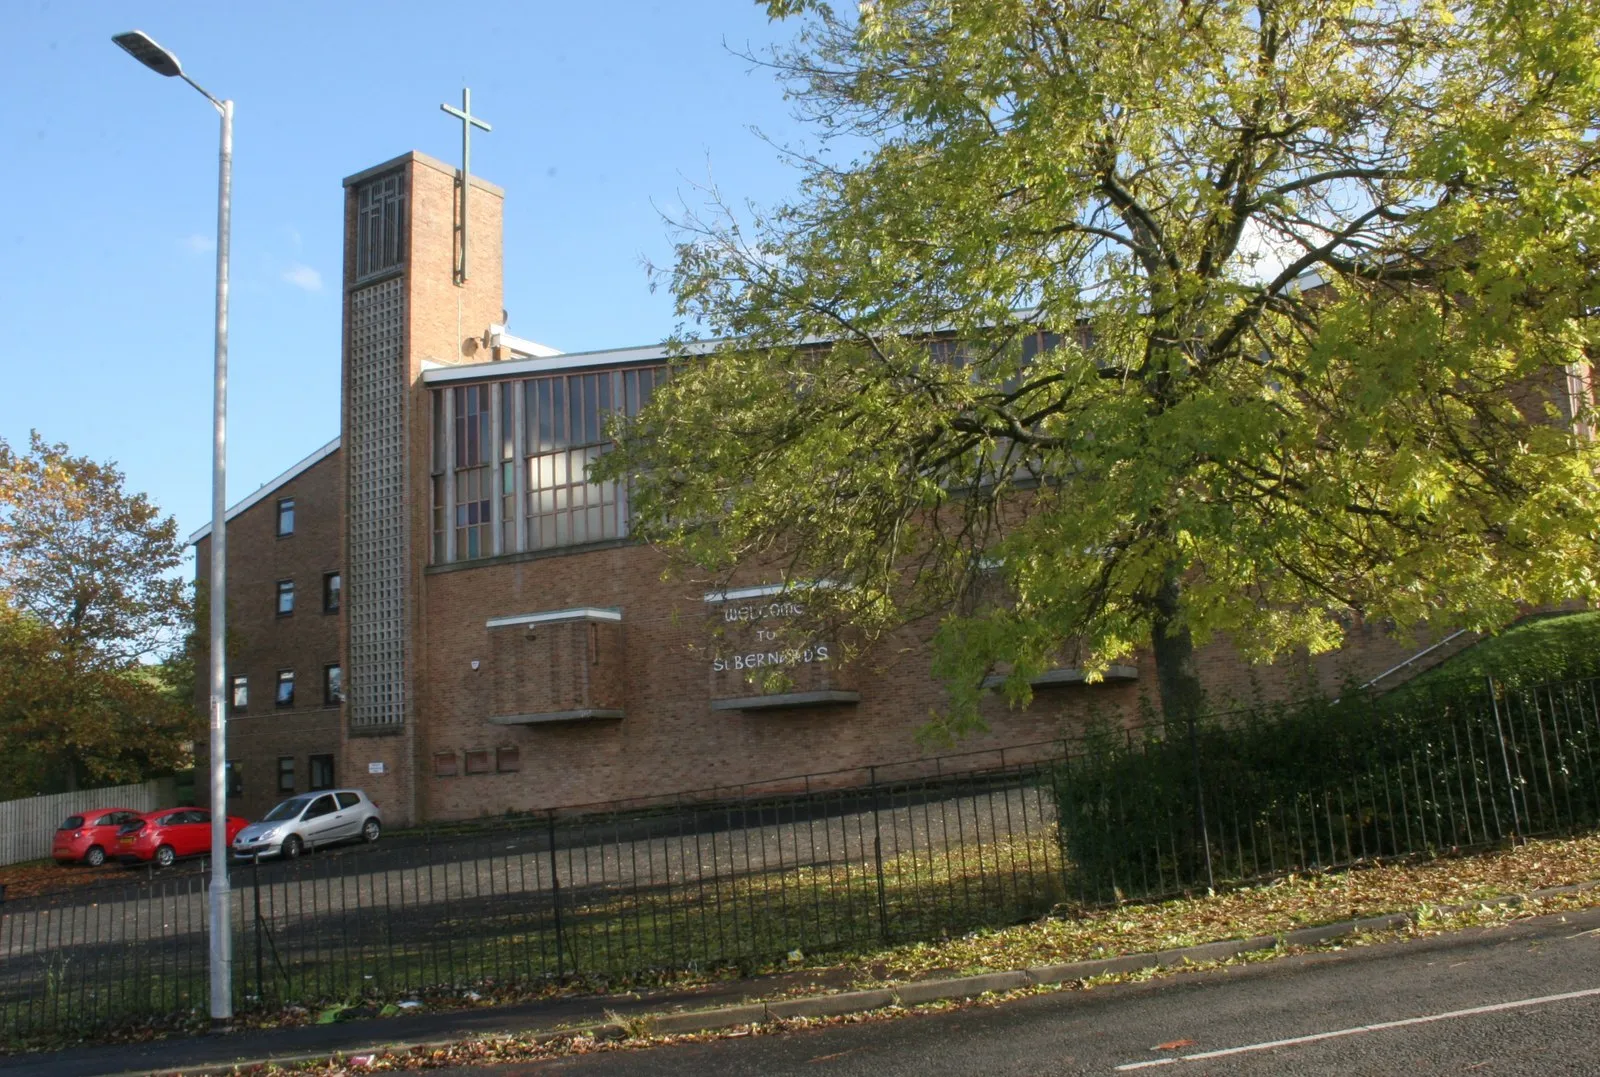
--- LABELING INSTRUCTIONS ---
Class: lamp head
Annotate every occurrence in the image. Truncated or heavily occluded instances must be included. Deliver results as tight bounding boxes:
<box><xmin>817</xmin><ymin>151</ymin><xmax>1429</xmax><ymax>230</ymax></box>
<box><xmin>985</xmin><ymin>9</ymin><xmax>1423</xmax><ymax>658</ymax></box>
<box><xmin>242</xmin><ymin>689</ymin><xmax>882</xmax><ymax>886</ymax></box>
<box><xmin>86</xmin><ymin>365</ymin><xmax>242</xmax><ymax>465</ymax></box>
<box><xmin>112</xmin><ymin>31</ymin><xmax>183</xmax><ymax>78</ymax></box>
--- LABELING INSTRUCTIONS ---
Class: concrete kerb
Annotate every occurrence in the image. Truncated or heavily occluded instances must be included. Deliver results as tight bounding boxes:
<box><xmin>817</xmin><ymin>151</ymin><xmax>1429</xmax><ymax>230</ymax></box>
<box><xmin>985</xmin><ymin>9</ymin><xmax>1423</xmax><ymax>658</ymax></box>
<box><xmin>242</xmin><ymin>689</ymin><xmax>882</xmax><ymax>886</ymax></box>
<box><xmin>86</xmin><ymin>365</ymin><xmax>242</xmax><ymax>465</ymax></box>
<box><xmin>113</xmin><ymin>877</ymin><xmax>1600</xmax><ymax>1076</ymax></box>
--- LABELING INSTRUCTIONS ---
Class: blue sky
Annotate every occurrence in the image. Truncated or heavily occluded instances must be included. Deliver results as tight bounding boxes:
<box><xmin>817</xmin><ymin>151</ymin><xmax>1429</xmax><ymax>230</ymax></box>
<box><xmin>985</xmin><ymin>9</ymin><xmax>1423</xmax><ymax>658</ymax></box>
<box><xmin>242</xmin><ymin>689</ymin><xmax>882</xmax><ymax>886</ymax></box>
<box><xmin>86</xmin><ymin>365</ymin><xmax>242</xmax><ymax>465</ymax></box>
<box><xmin>0</xmin><ymin>1</ymin><xmax>818</xmax><ymax>553</ymax></box>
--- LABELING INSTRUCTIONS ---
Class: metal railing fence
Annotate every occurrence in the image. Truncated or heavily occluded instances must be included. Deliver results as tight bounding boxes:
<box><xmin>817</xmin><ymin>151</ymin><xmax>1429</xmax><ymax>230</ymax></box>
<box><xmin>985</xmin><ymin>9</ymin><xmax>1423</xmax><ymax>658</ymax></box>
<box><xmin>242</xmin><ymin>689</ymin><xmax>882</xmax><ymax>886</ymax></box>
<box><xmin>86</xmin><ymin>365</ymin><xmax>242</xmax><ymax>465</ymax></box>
<box><xmin>1</xmin><ymin>675</ymin><xmax>1598</xmax><ymax>1042</ymax></box>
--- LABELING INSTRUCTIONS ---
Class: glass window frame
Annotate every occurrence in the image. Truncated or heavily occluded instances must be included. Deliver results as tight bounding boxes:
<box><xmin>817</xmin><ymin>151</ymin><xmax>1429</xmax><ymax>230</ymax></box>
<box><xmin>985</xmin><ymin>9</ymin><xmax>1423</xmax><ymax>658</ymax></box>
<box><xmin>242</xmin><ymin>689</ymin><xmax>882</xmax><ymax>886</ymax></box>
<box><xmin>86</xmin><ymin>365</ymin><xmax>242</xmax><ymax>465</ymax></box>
<box><xmin>230</xmin><ymin>674</ymin><xmax>248</xmax><ymax>712</ymax></box>
<box><xmin>275</xmin><ymin>669</ymin><xmax>295</xmax><ymax>709</ymax></box>
<box><xmin>322</xmin><ymin>571</ymin><xmax>341</xmax><ymax>614</ymax></box>
<box><xmin>323</xmin><ymin>663</ymin><xmax>343</xmax><ymax>706</ymax></box>
<box><xmin>276</xmin><ymin>579</ymin><xmax>295</xmax><ymax>617</ymax></box>
<box><xmin>276</xmin><ymin>756</ymin><xmax>296</xmax><ymax>794</ymax></box>
<box><xmin>276</xmin><ymin>497</ymin><xmax>295</xmax><ymax>537</ymax></box>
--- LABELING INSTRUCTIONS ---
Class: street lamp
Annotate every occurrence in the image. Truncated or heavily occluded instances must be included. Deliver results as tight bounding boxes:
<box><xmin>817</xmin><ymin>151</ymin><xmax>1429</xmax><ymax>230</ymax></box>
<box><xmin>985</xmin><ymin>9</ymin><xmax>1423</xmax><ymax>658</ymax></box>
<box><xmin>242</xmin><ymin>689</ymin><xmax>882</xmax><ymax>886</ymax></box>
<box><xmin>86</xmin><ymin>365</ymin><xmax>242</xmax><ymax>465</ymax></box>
<box><xmin>112</xmin><ymin>29</ymin><xmax>234</xmax><ymax>1028</ymax></box>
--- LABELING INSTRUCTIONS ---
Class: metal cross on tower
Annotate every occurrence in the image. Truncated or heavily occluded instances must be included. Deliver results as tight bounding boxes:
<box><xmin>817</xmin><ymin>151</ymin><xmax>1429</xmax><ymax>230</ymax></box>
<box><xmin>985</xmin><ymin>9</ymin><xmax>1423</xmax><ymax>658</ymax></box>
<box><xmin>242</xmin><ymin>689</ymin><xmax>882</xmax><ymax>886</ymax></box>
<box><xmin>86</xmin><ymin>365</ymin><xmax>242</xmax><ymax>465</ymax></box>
<box><xmin>440</xmin><ymin>87</ymin><xmax>491</xmax><ymax>285</ymax></box>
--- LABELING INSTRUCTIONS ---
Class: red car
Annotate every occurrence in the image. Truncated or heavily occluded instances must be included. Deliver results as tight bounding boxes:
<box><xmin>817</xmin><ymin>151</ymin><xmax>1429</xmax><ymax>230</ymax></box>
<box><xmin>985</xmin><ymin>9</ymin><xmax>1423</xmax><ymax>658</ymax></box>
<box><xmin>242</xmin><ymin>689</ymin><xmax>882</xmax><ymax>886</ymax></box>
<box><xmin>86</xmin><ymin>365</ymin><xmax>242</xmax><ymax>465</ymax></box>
<box><xmin>116</xmin><ymin>808</ymin><xmax>248</xmax><ymax>868</ymax></box>
<box><xmin>53</xmin><ymin>808</ymin><xmax>145</xmax><ymax>867</ymax></box>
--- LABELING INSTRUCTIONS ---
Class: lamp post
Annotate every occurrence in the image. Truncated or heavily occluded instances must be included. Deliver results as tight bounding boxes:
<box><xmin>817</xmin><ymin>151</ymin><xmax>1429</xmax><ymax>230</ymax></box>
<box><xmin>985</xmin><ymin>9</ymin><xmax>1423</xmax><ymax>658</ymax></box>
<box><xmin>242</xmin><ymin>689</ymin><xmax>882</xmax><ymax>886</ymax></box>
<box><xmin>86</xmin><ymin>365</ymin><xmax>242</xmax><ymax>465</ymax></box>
<box><xmin>112</xmin><ymin>29</ymin><xmax>234</xmax><ymax>1028</ymax></box>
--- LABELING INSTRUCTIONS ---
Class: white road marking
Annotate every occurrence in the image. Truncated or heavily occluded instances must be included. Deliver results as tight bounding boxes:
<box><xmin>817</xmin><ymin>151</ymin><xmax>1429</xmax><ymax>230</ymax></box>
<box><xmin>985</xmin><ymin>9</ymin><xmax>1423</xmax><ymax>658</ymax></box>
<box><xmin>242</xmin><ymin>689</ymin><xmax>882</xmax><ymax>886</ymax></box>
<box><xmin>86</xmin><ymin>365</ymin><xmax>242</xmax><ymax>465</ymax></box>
<box><xmin>1113</xmin><ymin>985</ymin><xmax>1600</xmax><ymax>1071</ymax></box>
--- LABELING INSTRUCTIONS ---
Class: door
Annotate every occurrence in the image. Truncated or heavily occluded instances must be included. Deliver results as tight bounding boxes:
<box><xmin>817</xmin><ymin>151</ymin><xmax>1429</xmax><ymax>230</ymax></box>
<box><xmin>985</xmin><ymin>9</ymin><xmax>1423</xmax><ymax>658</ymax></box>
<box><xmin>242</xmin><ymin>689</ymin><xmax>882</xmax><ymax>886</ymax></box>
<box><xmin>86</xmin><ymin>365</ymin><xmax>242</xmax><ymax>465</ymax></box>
<box><xmin>300</xmin><ymin>794</ymin><xmax>340</xmax><ymax>847</ymax></box>
<box><xmin>180</xmin><ymin>811</ymin><xmax>211</xmax><ymax>857</ymax></box>
<box><xmin>331</xmin><ymin>791</ymin><xmax>363</xmax><ymax>841</ymax></box>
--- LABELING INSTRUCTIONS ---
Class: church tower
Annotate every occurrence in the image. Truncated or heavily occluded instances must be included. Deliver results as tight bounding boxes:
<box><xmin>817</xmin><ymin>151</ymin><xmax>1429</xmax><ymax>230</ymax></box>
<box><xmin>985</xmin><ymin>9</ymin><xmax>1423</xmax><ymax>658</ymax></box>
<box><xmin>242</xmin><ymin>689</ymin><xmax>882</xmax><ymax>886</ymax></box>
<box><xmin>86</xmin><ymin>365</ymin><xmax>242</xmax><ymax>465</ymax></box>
<box><xmin>338</xmin><ymin>144</ymin><xmax>505</xmax><ymax>825</ymax></box>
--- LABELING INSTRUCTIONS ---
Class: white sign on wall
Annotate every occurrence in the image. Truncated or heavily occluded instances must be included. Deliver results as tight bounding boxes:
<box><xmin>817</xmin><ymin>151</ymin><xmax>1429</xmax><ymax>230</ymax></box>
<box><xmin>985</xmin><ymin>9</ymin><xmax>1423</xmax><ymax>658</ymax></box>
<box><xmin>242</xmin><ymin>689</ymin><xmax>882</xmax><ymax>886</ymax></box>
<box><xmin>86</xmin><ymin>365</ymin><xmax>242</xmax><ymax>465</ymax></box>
<box><xmin>368</xmin><ymin>761</ymin><xmax>386</xmax><ymax>775</ymax></box>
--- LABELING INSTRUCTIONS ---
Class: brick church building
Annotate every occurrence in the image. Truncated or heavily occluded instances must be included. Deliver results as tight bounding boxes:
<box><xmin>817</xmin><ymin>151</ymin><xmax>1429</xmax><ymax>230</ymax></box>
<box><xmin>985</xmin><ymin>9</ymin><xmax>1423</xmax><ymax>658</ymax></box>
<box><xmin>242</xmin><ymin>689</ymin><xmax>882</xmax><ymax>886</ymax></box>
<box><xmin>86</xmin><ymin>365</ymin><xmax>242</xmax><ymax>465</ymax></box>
<box><xmin>194</xmin><ymin>148</ymin><xmax>1479</xmax><ymax>824</ymax></box>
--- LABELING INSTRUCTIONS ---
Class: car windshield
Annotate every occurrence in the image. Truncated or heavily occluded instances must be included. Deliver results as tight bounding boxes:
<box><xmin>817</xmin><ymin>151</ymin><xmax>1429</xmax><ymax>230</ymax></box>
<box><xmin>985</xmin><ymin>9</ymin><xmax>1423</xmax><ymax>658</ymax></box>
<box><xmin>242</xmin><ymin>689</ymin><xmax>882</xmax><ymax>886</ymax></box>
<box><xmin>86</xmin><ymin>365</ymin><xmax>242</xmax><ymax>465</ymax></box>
<box><xmin>263</xmin><ymin>796</ymin><xmax>313</xmax><ymax>822</ymax></box>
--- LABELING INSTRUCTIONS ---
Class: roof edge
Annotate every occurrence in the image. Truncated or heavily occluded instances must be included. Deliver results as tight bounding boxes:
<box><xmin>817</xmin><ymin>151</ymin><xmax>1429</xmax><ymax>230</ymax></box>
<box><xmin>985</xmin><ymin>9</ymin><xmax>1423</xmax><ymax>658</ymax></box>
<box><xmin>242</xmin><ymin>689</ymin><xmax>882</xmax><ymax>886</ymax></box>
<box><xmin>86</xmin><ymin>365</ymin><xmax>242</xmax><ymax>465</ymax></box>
<box><xmin>342</xmin><ymin>150</ymin><xmax>504</xmax><ymax>196</ymax></box>
<box><xmin>188</xmin><ymin>436</ymin><xmax>340</xmax><ymax>547</ymax></box>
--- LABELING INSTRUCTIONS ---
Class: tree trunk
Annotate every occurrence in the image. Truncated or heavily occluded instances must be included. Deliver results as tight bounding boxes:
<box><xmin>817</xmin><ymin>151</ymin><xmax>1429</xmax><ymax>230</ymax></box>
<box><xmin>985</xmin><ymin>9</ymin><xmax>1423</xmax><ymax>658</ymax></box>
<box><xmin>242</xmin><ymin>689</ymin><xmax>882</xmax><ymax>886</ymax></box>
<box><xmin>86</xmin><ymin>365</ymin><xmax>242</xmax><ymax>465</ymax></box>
<box><xmin>1149</xmin><ymin>568</ymin><xmax>1215</xmax><ymax>889</ymax></box>
<box><xmin>1150</xmin><ymin>571</ymin><xmax>1204</xmax><ymax>726</ymax></box>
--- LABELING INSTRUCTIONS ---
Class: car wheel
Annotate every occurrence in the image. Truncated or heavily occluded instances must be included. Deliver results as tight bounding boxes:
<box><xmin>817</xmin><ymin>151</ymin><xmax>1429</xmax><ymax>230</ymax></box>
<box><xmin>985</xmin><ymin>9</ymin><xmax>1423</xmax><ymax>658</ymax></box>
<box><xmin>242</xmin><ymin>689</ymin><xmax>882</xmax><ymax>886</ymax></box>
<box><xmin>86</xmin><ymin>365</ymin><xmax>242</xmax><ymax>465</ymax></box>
<box><xmin>283</xmin><ymin>834</ymin><xmax>304</xmax><ymax>860</ymax></box>
<box><xmin>362</xmin><ymin>818</ymin><xmax>381</xmax><ymax>844</ymax></box>
<box><xmin>155</xmin><ymin>845</ymin><xmax>176</xmax><ymax>869</ymax></box>
<box><xmin>85</xmin><ymin>845</ymin><xmax>106</xmax><ymax>867</ymax></box>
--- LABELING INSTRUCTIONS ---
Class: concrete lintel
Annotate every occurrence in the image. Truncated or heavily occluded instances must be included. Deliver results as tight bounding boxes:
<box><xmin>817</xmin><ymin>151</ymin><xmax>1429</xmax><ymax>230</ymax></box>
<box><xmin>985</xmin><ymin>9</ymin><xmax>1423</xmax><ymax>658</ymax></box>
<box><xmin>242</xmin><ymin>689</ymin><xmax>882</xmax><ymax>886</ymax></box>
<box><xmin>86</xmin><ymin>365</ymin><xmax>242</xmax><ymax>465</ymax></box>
<box><xmin>486</xmin><ymin>607</ymin><xmax>622</xmax><ymax>629</ymax></box>
<box><xmin>711</xmin><ymin>690</ymin><xmax>861</xmax><ymax>712</ymax></box>
<box><xmin>489</xmin><ymin>709</ymin><xmax>625</xmax><ymax>726</ymax></box>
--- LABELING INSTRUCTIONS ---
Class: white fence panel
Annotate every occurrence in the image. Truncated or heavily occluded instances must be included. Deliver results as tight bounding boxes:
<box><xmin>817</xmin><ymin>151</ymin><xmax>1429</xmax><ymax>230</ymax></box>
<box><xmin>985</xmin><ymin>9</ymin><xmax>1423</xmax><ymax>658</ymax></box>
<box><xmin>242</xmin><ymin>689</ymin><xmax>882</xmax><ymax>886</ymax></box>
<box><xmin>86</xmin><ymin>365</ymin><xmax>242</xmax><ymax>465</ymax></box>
<box><xmin>0</xmin><ymin>778</ymin><xmax>176</xmax><ymax>866</ymax></box>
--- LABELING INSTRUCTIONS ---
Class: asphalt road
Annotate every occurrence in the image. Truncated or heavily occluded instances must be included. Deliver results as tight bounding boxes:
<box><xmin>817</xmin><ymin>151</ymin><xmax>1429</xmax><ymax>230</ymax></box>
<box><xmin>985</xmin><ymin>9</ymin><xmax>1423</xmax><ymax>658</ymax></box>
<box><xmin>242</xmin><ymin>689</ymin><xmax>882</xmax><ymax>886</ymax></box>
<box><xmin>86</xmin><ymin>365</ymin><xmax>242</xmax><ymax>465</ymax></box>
<box><xmin>463</xmin><ymin>904</ymin><xmax>1600</xmax><ymax>1076</ymax></box>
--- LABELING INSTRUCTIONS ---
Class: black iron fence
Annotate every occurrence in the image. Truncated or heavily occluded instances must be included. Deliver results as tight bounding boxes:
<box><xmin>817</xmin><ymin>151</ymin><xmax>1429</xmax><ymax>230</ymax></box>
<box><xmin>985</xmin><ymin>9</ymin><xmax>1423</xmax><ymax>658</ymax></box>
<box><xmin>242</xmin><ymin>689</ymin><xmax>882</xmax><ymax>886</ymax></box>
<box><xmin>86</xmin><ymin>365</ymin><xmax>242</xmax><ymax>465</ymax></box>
<box><xmin>2</xmin><ymin>674</ymin><xmax>1598</xmax><ymax>1042</ymax></box>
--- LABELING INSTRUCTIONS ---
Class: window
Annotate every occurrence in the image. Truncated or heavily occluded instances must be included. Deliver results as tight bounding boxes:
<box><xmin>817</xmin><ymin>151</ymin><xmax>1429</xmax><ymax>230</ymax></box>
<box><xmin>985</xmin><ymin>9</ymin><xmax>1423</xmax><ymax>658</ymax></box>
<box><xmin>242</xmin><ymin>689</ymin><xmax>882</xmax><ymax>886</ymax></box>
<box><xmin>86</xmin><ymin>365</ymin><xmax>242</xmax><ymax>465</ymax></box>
<box><xmin>230</xmin><ymin>675</ymin><xmax>248</xmax><ymax>712</ymax></box>
<box><xmin>496</xmin><ymin>746</ymin><xmax>520</xmax><ymax>773</ymax></box>
<box><xmin>336</xmin><ymin>792</ymin><xmax>360</xmax><ymax>810</ymax></box>
<box><xmin>277</xmin><ymin>756</ymin><xmax>295</xmax><ymax>794</ymax></box>
<box><xmin>276</xmin><ymin>498</ymin><xmax>295</xmax><ymax>537</ymax></box>
<box><xmin>430</xmin><ymin>366</ymin><xmax>665</xmax><ymax>562</ymax></box>
<box><xmin>453</xmin><ymin>383</ymin><xmax>492</xmax><ymax>559</ymax></box>
<box><xmin>500</xmin><ymin>384</ymin><xmax>516</xmax><ymax>551</ymax></box>
<box><xmin>431</xmin><ymin>390</ymin><xmax>447</xmax><ymax>563</ymax></box>
<box><xmin>225</xmin><ymin>762</ymin><xmax>243</xmax><ymax>799</ymax></box>
<box><xmin>522</xmin><ymin>366</ymin><xmax>661</xmax><ymax>551</ymax></box>
<box><xmin>276</xmin><ymin>579</ymin><xmax>295</xmax><ymax>616</ymax></box>
<box><xmin>276</xmin><ymin>669</ymin><xmax>295</xmax><ymax>708</ymax></box>
<box><xmin>324</xmin><ymin>664</ymin><xmax>343</xmax><ymax>705</ymax></box>
<box><xmin>354</xmin><ymin>172</ymin><xmax>406</xmax><ymax>280</ymax></box>
<box><xmin>304</xmin><ymin>794</ymin><xmax>336</xmax><ymax>820</ymax></box>
<box><xmin>308</xmin><ymin>754</ymin><xmax>335</xmax><ymax>790</ymax></box>
<box><xmin>464</xmin><ymin>749</ymin><xmax>492</xmax><ymax>775</ymax></box>
<box><xmin>433</xmin><ymin>751</ymin><xmax>458</xmax><ymax>777</ymax></box>
<box><xmin>323</xmin><ymin>572</ymin><xmax>341</xmax><ymax>613</ymax></box>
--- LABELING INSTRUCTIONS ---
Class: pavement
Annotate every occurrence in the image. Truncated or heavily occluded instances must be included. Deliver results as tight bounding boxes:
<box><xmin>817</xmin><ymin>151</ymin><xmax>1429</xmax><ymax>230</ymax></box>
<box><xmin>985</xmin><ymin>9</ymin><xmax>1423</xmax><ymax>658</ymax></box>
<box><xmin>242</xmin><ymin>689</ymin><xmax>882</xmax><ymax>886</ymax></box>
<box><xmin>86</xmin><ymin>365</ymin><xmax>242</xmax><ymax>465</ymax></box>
<box><xmin>1</xmin><ymin>883</ymin><xmax>1596</xmax><ymax>1077</ymax></box>
<box><xmin>446</xmin><ymin>903</ymin><xmax>1600</xmax><ymax>1075</ymax></box>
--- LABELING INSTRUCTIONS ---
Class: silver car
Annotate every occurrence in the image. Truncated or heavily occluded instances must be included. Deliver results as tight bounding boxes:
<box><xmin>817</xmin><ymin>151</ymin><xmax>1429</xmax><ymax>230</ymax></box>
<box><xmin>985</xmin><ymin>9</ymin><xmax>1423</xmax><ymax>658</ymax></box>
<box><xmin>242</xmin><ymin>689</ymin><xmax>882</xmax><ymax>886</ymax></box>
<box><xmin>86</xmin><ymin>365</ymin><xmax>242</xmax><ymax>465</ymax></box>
<box><xmin>232</xmin><ymin>789</ymin><xmax>382</xmax><ymax>860</ymax></box>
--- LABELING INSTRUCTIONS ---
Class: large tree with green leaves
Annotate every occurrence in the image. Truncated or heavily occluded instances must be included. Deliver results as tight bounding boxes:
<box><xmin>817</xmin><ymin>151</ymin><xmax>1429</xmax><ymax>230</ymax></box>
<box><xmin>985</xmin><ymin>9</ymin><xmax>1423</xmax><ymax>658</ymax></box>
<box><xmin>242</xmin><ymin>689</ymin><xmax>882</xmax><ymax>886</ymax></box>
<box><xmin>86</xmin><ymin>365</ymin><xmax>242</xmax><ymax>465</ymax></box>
<box><xmin>0</xmin><ymin>433</ymin><xmax>193</xmax><ymax>794</ymax></box>
<box><xmin>603</xmin><ymin>0</ymin><xmax>1600</xmax><ymax>738</ymax></box>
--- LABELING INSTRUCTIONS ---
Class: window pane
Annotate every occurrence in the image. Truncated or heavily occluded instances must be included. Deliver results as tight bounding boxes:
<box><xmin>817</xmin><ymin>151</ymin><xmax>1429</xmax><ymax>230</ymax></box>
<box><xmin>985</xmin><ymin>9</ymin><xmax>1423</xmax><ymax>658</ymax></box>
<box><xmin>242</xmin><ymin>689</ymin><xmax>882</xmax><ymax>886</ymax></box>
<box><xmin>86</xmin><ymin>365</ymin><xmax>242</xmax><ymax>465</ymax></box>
<box><xmin>277</xmin><ymin>499</ymin><xmax>295</xmax><ymax>536</ymax></box>
<box><xmin>551</xmin><ymin>378</ymin><xmax>565</xmax><ymax>447</ymax></box>
<box><xmin>277</xmin><ymin>580</ymin><xmax>295</xmax><ymax>615</ymax></box>
<box><xmin>276</xmin><ymin>670</ymin><xmax>295</xmax><ymax>707</ymax></box>
<box><xmin>231</xmin><ymin>676</ymin><xmax>248</xmax><ymax>710</ymax></box>
<box><xmin>501</xmin><ymin>383</ymin><xmax>514</xmax><ymax>460</ymax></box>
<box><xmin>584</xmin><ymin>373</ymin><xmax>599</xmax><ymax>443</ymax></box>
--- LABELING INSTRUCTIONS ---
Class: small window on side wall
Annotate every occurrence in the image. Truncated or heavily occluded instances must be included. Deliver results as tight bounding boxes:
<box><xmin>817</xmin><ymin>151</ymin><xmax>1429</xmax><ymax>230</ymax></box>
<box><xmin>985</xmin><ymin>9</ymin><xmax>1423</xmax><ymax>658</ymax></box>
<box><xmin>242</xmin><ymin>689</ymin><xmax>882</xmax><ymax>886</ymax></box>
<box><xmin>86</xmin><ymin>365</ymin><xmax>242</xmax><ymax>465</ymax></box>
<box><xmin>276</xmin><ymin>579</ymin><xmax>295</xmax><ymax>616</ymax></box>
<box><xmin>496</xmin><ymin>746</ymin><xmax>520</xmax><ymax>773</ymax></box>
<box><xmin>308</xmin><ymin>754</ymin><xmax>335</xmax><ymax>790</ymax></box>
<box><xmin>433</xmin><ymin>751</ymin><xmax>459</xmax><ymax>777</ymax></box>
<box><xmin>464</xmin><ymin>749</ymin><xmax>492</xmax><ymax>775</ymax></box>
<box><xmin>324</xmin><ymin>664</ymin><xmax>343</xmax><ymax>705</ymax></box>
<box><xmin>277</xmin><ymin>756</ymin><xmax>295</xmax><ymax>793</ymax></box>
<box><xmin>230</xmin><ymin>675</ymin><xmax>248</xmax><ymax>712</ymax></box>
<box><xmin>226</xmin><ymin>761</ymin><xmax>243</xmax><ymax>799</ymax></box>
<box><xmin>277</xmin><ymin>498</ymin><xmax>295</xmax><ymax>537</ymax></box>
<box><xmin>323</xmin><ymin>572</ymin><xmax>341</xmax><ymax>613</ymax></box>
<box><xmin>276</xmin><ymin>669</ymin><xmax>295</xmax><ymax>708</ymax></box>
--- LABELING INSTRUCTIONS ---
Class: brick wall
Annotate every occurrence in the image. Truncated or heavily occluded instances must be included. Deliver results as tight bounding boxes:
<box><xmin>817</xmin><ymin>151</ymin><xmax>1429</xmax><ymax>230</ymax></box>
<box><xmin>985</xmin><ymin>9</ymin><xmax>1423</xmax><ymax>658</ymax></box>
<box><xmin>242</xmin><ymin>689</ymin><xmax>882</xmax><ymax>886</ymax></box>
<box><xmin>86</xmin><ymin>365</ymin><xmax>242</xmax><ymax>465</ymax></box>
<box><xmin>415</xmin><ymin>545</ymin><xmax>1151</xmax><ymax>819</ymax></box>
<box><xmin>194</xmin><ymin>449</ymin><xmax>344</xmax><ymax>820</ymax></box>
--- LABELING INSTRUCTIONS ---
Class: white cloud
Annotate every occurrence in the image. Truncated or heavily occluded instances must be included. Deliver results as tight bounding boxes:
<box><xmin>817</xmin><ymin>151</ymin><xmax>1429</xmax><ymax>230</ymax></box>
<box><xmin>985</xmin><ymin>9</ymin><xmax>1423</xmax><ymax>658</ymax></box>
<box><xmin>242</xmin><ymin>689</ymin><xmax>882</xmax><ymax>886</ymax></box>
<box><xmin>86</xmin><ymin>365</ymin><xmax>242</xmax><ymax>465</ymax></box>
<box><xmin>281</xmin><ymin>264</ymin><xmax>323</xmax><ymax>292</ymax></box>
<box><xmin>181</xmin><ymin>233</ymin><xmax>215</xmax><ymax>254</ymax></box>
